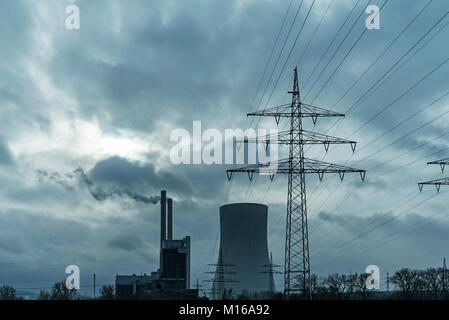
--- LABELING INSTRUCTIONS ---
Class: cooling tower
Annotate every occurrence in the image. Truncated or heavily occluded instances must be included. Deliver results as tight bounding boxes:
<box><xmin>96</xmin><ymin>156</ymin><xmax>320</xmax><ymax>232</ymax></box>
<box><xmin>212</xmin><ymin>203</ymin><xmax>274</xmax><ymax>299</ymax></box>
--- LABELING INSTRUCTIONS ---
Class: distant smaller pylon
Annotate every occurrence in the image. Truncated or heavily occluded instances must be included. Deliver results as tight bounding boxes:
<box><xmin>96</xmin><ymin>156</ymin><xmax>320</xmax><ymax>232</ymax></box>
<box><xmin>204</xmin><ymin>249</ymin><xmax>238</xmax><ymax>300</ymax></box>
<box><xmin>259</xmin><ymin>252</ymin><xmax>282</xmax><ymax>293</ymax></box>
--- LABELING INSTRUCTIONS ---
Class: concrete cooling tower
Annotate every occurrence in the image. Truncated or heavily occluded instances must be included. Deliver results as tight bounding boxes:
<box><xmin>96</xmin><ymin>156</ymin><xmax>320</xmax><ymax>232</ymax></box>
<box><xmin>211</xmin><ymin>203</ymin><xmax>275</xmax><ymax>299</ymax></box>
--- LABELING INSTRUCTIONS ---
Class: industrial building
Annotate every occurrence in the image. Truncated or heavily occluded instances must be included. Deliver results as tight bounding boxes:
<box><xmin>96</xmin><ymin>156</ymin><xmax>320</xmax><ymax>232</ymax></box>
<box><xmin>211</xmin><ymin>203</ymin><xmax>276</xmax><ymax>299</ymax></box>
<box><xmin>115</xmin><ymin>190</ymin><xmax>197</xmax><ymax>299</ymax></box>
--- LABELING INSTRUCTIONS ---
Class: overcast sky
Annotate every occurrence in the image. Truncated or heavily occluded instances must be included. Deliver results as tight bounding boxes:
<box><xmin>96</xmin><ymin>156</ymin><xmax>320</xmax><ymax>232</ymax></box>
<box><xmin>1</xmin><ymin>0</ymin><xmax>449</xmax><ymax>297</ymax></box>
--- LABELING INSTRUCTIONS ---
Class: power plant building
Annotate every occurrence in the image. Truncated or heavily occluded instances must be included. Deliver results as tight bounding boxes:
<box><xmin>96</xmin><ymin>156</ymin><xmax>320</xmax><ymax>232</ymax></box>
<box><xmin>115</xmin><ymin>190</ymin><xmax>196</xmax><ymax>299</ymax></box>
<box><xmin>211</xmin><ymin>203</ymin><xmax>275</xmax><ymax>299</ymax></box>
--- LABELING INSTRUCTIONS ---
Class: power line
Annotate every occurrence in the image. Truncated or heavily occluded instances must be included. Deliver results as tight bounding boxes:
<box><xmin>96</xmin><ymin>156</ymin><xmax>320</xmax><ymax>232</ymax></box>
<box><xmin>254</xmin><ymin>0</ymin><xmax>305</xmax><ymax>114</ymax></box>
<box><xmin>303</xmin><ymin>0</ymin><xmax>370</xmax><ymax>101</ymax></box>
<box><xmin>258</xmin><ymin>0</ymin><xmax>317</xmax><ymax>116</ymax></box>
<box><xmin>248</xmin><ymin>0</ymin><xmax>294</xmax><ymax>115</ymax></box>
<box><xmin>343</xmin><ymin>10</ymin><xmax>449</xmax><ymax>120</ymax></box>
<box><xmin>308</xmin><ymin>0</ymin><xmax>389</xmax><ymax>105</ymax></box>
<box><xmin>323</xmin><ymin>195</ymin><xmax>449</xmax><ymax>266</ymax></box>
<box><xmin>324</xmin><ymin>13</ymin><xmax>449</xmax><ymax>138</ymax></box>
<box><xmin>278</xmin><ymin>0</ymin><xmax>335</xmax><ymax>106</ymax></box>
<box><xmin>329</xmin><ymin>0</ymin><xmax>433</xmax><ymax>112</ymax></box>
<box><xmin>305</xmin><ymin>64</ymin><xmax>449</xmax><ymax>216</ymax></box>
<box><xmin>232</xmin><ymin>0</ymin><xmax>297</xmax><ymax>212</ymax></box>
<box><xmin>310</xmin><ymin>142</ymin><xmax>449</xmax><ymax>257</ymax></box>
<box><xmin>349</xmin><ymin>55</ymin><xmax>449</xmax><ymax>138</ymax></box>
<box><xmin>301</xmin><ymin>0</ymin><xmax>362</xmax><ymax>96</ymax></box>
<box><xmin>296</xmin><ymin>0</ymin><xmax>334</xmax><ymax>68</ymax></box>
<box><xmin>304</xmin><ymin>133</ymin><xmax>449</xmax><ymax>252</ymax></box>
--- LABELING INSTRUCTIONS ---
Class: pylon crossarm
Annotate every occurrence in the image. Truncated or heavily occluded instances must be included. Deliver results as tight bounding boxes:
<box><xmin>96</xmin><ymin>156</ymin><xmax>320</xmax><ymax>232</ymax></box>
<box><xmin>237</xmin><ymin>130</ymin><xmax>357</xmax><ymax>152</ymax></box>
<box><xmin>205</xmin><ymin>271</ymin><xmax>237</xmax><ymax>275</ymax></box>
<box><xmin>203</xmin><ymin>278</ymin><xmax>239</xmax><ymax>283</ymax></box>
<box><xmin>260</xmin><ymin>263</ymin><xmax>281</xmax><ymax>268</ymax></box>
<box><xmin>260</xmin><ymin>271</ymin><xmax>283</xmax><ymax>274</ymax></box>
<box><xmin>207</xmin><ymin>262</ymin><xmax>235</xmax><ymax>267</ymax></box>
<box><xmin>427</xmin><ymin>158</ymin><xmax>449</xmax><ymax>173</ymax></box>
<box><xmin>418</xmin><ymin>177</ymin><xmax>449</xmax><ymax>192</ymax></box>
<box><xmin>226</xmin><ymin>158</ymin><xmax>366</xmax><ymax>181</ymax></box>
<box><xmin>247</xmin><ymin>103</ymin><xmax>345</xmax><ymax>119</ymax></box>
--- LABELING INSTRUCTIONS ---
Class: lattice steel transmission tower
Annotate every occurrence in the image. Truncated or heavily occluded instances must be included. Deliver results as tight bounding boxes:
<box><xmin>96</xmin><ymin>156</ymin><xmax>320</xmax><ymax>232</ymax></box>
<box><xmin>205</xmin><ymin>249</ymin><xmax>238</xmax><ymax>300</ymax></box>
<box><xmin>226</xmin><ymin>68</ymin><xmax>366</xmax><ymax>299</ymax></box>
<box><xmin>259</xmin><ymin>252</ymin><xmax>282</xmax><ymax>293</ymax></box>
<box><xmin>418</xmin><ymin>158</ymin><xmax>449</xmax><ymax>192</ymax></box>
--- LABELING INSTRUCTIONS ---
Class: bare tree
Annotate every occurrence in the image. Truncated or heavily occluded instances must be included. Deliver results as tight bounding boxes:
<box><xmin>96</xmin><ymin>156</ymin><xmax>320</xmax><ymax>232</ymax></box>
<box><xmin>99</xmin><ymin>285</ymin><xmax>114</xmax><ymax>300</ymax></box>
<box><xmin>346</xmin><ymin>274</ymin><xmax>357</xmax><ymax>295</ymax></box>
<box><xmin>37</xmin><ymin>290</ymin><xmax>51</xmax><ymax>300</ymax></box>
<box><xmin>391</xmin><ymin>268</ymin><xmax>424</xmax><ymax>298</ymax></box>
<box><xmin>325</xmin><ymin>273</ymin><xmax>349</xmax><ymax>299</ymax></box>
<box><xmin>421</xmin><ymin>268</ymin><xmax>442</xmax><ymax>299</ymax></box>
<box><xmin>310</xmin><ymin>274</ymin><xmax>327</xmax><ymax>297</ymax></box>
<box><xmin>50</xmin><ymin>281</ymin><xmax>77</xmax><ymax>300</ymax></box>
<box><xmin>350</xmin><ymin>273</ymin><xmax>371</xmax><ymax>300</ymax></box>
<box><xmin>0</xmin><ymin>285</ymin><xmax>19</xmax><ymax>300</ymax></box>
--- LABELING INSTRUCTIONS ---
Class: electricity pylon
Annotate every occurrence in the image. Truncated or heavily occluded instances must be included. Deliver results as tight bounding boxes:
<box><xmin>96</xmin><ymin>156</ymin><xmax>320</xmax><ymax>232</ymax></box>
<box><xmin>226</xmin><ymin>68</ymin><xmax>366</xmax><ymax>299</ymax></box>
<box><xmin>204</xmin><ymin>249</ymin><xmax>238</xmax><ymax>300</ymax></box>
<box><xmin>418</xmin><ymin>158</ymin><xmax>449</xmax><ymax>192</ymax></box>
<box><xmin>259</xmin><ymin>252</ymin><xmax>282</xmax><ymax>294</ymax></box>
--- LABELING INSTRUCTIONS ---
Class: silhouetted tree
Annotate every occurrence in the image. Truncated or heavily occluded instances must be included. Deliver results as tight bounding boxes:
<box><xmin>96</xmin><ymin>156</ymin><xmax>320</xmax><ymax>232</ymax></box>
<box><xmin>99</xmin><ymin>285</ymin><xmax>114</xmax><ymax>300</ymax></box>
<box><xmin>310</xmin><ymin>274</ymin><xmax>327</xmax><ymax>298</ymax></box>
<box><xmin>0</xmin><ymin>285</ymin><xmax>19</xmax><ymax>300</ymax></box>
<box><xmin>352</xmin><ymin>273</ymin><xmax>371</xmax><ymax>300</ymax></box>
<box><xmin>391</xmin><ymin>268</ymin><xmax>424</xmax><ymax>298</ymax></box>
<box><xmin>325</xmin><ymin>273</ymin><xmax>349</xmax><ymax>299</ymax></box>
<box><xmin>421</xmin><ymin>268</ymin><xmax>442</xmax><ymax>299</ymax></box>
<box><xmin>37</xmin><ymin>290</ymin><xmax>51</xmax><ymax>300</ymax></box>
<box><xmin>50</xmin><ymin>281</ymin><xmax>77</xmax><ymax>300</ymax></box>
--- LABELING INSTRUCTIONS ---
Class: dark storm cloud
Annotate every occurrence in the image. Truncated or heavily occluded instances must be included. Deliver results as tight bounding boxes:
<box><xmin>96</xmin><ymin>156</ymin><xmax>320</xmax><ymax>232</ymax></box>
<box><xmin>108</xmin><ymin>233</ymin><xmax>144</xmax><ymax>251</ymax></box>
<box><xmin>39</xmin><ymin>0</ymin><xmax>287</xmax><ymax>132</ymax></box>
<box><xmin>0</xmin><ymin>206</ymin><xmax>161</xmax><ymax>295</ymax></box>
<box><xmin>309</xmin><ymin>209</ymin><xmax>449</xmax><ymax>275</ymax></box>
<box><xmin>89</xmin><ymin>156</ymin><xmax>194</xmax><ymax>195</ymax></box>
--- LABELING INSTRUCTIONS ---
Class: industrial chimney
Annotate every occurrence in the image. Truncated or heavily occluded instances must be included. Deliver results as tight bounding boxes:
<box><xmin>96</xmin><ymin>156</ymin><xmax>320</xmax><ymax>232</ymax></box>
<box><xmin>160</xmin><ymin>190</ymin><xmax>166</xmax><ymax>249</ymax></box>
<box><xmin>211</xmin><ymin>203</ymin><xmax>274</xmax><ymax>299</ymax></box>
<box><xmin>168</xmin><ymin>198</ymin><xmax>173</xmax><ymax>240</ymax></box>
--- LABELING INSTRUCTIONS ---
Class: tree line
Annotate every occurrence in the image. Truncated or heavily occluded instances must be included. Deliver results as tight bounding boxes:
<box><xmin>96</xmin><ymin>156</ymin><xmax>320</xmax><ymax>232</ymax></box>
<box><xmin>223</xmin><ymin>267</ymin><xmax>449</xmax><ymax>300</ymax></box>
<box><xmin>284</xmin><ymin>267</ymin><xmax>449</xmax><ymax>300</ymax></box>
<box><xmin>1</xmin><ymin>267</ymin><xmax>448</xmax><ymax>300</ymax></box>
<box><xmin>0</xmin><ymin>282</ymin><xmax>114</xmax><ymax>300</ymax></box>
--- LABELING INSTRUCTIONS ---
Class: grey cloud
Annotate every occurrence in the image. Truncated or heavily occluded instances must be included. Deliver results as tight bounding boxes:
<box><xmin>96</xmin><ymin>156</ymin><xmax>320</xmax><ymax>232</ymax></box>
<box><xmin>0</xmin><ymin>137</ymin><xmax>13</xmax><ymax>165</ymax></box>
<box><xmin>108</xmin><ymin>233</ymin><xmax>143</xmax><ymax>251</ymax></box>
<box><xmin>89</xmin><ymin>156</ymin><xmax>194</xmax><ymax>195</ymax></box>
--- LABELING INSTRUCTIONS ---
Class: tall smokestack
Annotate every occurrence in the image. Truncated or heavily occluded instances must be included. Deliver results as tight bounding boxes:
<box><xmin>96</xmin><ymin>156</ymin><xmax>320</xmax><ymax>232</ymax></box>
<box><xmin>167</xmin><ymin>198</ymin><xmax>173</xmax><ymax>240</ymax></box>
<box><xmin>160</xmin><ymin>190</ymin><xmax>166</xmax><ymax>249</ymax></box>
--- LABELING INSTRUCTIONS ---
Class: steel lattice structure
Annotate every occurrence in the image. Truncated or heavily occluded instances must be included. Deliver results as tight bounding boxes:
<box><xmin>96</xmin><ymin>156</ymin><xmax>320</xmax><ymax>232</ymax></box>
<box><xmin>226</xmin><ymin>68</ymin><xmax>366</xmax><ymax>299</ymax></box>
<box><xmin>419</xmin><ymin>158</ymin><xmax>449</xmax><ymax>192</ymax></box>
<box><xmin>259</xmin><ymin>253</ymin><xmax>282</xmax><ymax>293</ymax></box>
<box><xmin>204</xmin><ymin>249</ymin><xmax>238</xmax><ymax>300</ymax></box>
<box><xmin>237</xmin><ymin>130</ymin><xmax>357</xmax><ymax>152</ymax></box>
